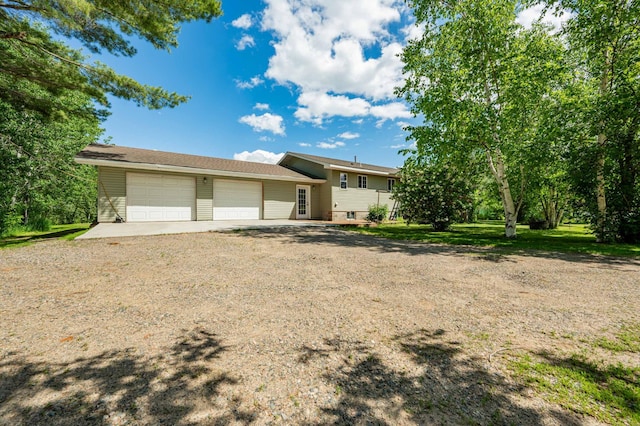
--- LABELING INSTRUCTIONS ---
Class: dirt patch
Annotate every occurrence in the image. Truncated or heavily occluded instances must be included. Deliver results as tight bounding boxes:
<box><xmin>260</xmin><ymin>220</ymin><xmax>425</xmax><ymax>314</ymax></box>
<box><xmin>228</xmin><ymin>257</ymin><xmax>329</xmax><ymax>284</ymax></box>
<box><xmin>1</xmin><ymin>227</ymin><xmax>638</xmax><ymax>425</ymax></box>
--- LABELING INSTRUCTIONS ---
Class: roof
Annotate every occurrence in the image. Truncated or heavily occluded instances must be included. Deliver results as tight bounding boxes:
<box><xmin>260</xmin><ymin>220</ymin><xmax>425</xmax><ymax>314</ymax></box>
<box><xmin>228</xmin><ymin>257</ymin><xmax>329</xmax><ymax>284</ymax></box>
<box><xmin>75</xmin><ymin>144</ymin><xmax>324</xmax><ymax>183</ymax></box>
<box><xmin>280</xmin><ymin>152</ymin><xmax>399</xmax><ymax>176</ymax></box>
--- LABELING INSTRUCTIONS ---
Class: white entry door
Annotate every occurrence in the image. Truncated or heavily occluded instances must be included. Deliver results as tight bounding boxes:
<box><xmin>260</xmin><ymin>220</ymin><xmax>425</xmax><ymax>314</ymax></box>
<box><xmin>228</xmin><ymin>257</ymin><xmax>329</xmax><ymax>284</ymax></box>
<box><xmin>296</xmin><ymin>185</ymin><xmax>310</xmax><ymax>219</ymax></box>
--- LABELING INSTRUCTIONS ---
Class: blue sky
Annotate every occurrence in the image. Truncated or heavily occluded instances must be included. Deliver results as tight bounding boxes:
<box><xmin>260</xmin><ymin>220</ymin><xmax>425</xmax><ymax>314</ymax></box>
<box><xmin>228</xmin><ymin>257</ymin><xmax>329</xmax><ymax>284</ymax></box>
<box><xmin>92</xmin><ymin>1</ymin><xmax>561</xmax><ymax>168</ymax></box>
<box><xmin>92</xmin><ymin>0</ymin><xmax>422</xmax><ymax>167</ymax></box>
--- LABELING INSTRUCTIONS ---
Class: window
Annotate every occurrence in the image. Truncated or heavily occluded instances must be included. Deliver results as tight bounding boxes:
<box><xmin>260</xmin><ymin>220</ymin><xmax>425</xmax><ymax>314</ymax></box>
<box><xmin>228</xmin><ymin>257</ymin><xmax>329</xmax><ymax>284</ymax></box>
<box><xmin>357</xmin><ymin>175</ymin><xmax>367</xmax><ymax>189</ymax></box>
<box><xmin>387</xmin><ymin>178</ymin><xmax>396</xmax><ymax>192</ymax></box>
<box><xmin>347</xmin><ymin>211</ymin><xmax>355</xmax><ymax>219</ymax></box>
<box><xmin>340</xmin><ymin>173</ymin><xmax>348</xmax><ymax>189</ymax></box>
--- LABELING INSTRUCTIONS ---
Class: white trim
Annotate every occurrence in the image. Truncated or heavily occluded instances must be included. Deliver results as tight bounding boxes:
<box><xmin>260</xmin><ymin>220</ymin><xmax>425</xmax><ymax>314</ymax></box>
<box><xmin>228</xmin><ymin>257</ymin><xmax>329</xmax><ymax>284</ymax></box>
<box><xmin>339</xmin><ymin>172</ymin><xmax>348</xmax><ymax>190</ymax></box>
<box><xmin>357</xmin><ymin>175</ymin><xmax>367</xmax><ymax>189</ymax></box>
<box><xmin>325</xmin><ymin>164</ymin><xmax>396</xmax><ymax>176</ymax></box>
<box><xmin>75</xmin><ymin>158</ymin><xmax>326</xmax><ymax>184</ymax></box>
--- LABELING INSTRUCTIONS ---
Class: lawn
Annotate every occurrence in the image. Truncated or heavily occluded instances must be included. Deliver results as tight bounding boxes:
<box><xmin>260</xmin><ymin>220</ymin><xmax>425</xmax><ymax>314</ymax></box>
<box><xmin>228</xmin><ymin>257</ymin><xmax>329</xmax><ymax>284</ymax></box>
<box><xmin>0</xmin><ymin>223</ymin><xmax>91</xmax><ymax>249</ymax></box>
<box><xmin>347</xmin><ymin>221</ymin><xmax>640</xmax><ymax>257</ymax></box>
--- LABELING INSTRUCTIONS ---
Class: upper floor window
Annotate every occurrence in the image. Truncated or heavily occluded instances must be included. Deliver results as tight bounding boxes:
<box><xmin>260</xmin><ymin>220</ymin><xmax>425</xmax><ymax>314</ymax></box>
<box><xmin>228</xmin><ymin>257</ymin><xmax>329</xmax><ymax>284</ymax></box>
<box><xmin>387</xmin><ymin>178</ymin><xmax>396</xmax><ymax>192</ymax></box>
<box><xmin>340</xmin><ymin>173</ymin><xmax>348</xmax><ymax>189</ymax></box>
<box><xmin>358</xmin><ymin>175</ymin><xmax>367</xmax><ymax>189</ymax></box>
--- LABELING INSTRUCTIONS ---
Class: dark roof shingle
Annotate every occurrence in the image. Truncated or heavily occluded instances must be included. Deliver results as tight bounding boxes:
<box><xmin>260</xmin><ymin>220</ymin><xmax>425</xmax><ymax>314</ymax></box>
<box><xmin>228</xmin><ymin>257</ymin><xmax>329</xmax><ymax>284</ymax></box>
<box><xmin>281</xmin><ymin>152</ymin><xmax>398</xmax><ymax>174</ymax></box>
<box><xmin>75</xmin><ymin>144</ymin><xmax>319</xmax><ymax>180</ymax></box>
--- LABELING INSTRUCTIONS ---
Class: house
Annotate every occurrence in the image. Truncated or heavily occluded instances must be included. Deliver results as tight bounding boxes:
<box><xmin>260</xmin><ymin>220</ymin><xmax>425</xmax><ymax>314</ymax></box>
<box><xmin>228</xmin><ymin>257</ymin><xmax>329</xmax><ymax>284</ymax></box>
<box><xmin>75</xmin><ymin>144</ymin><xmax>398</xmax><ymax>223</ymax></box>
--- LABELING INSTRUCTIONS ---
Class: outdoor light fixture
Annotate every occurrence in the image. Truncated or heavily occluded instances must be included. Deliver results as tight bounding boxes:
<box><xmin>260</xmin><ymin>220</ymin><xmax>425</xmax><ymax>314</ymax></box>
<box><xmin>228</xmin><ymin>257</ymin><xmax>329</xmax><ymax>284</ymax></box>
<box><xmin>203</xmin><ymin>177</ymin><xmax>207</xmax><ymax>184</ymax></box>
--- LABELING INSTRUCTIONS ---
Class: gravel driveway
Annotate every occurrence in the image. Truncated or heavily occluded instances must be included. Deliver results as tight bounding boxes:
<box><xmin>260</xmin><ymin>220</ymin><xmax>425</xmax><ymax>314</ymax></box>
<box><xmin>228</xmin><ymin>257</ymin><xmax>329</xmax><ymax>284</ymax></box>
<box><xmin>1</xmin><ymin>227</ymin><xmax>638</xmax><ymax>425</ymax></box>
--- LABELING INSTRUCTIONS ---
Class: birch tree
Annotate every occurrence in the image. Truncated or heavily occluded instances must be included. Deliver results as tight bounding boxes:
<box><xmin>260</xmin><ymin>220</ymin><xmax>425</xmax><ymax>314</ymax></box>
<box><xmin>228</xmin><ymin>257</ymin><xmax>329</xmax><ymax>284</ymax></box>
<box><xmin>398</xmin><ymin>0</ymin><xmax>565</xmax><ymax>238</ymax></box>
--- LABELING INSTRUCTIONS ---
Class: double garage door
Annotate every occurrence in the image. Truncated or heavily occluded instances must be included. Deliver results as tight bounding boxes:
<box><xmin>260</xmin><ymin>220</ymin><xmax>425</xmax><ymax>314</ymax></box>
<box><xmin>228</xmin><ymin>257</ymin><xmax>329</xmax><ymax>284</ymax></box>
<box><xmin>126</xmin><ymin>173</ymin><xmax>262</xmax><ymax>222</ymax></box>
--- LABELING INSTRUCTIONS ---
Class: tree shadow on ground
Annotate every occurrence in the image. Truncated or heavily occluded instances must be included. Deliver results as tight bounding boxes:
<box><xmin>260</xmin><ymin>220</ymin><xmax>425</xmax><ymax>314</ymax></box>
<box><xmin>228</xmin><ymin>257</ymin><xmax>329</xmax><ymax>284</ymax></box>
<box><xmin>299</xmin><ymin>329</ymin><xmax>583</xmax><ymax>425</ymax></box>
<box><xmin>0</xmin><ymin>328</ymin><xmax>256</xmax><ymax>425</ymax></box>
<box><xmin>0</xmin><ymin>228</ymin><xmax>88</xmax><ymax>249</ymax></box>
<box><xmin>237</xmin><ymin>227</ymin><xmax>640</xmax><ymax>268</ymax></box>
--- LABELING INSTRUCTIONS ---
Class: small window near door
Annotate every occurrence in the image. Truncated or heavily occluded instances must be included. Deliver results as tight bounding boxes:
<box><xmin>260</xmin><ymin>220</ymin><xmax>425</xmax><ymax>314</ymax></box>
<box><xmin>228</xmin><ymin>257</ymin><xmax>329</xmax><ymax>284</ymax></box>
<box><xmin>387</xmin><ymin>178</ymin><xmax>396</xmax><ymax>192</ymax></box>
<box><xmin>358</xmin><ymin>175</ymin><xmax>367</xmax><ymax>189</ymax></box>
<box><xmin>340</xmin><ymin>173</ymin><xmax>348</xmax><ymax>189</ymax></box>
<box><xmin>347</xmin><ymin>211</ymin><xmax>355</xmax><ymax>219</ymax></box>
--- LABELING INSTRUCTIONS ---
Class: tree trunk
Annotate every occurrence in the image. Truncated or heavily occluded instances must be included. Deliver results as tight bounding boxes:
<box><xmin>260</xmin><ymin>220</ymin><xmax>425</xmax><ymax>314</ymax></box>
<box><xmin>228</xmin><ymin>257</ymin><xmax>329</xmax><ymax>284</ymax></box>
<box><xmin>595</xmin><ymin>52</ymin><xmax>609</xmax><ymax>242</ymax></box>
<box><xmin>486</xmin><ymin>149</ymin><xmax>519</xmax><ymax>238</ymax></box>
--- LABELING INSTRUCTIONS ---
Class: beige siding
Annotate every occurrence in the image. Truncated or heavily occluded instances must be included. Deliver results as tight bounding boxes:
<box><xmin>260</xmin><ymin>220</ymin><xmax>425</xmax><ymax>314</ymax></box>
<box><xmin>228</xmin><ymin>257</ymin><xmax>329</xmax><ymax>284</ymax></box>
<box><xmin>263</xmin><ymin>181</ymin><xmax>296</xmax><ymax>219</ymax></box>
<box><xmin>98</xmin><ymin>167</ymin><xmax>126</xmax><ymax>222</ymax></box>
<box><xmin>330</xmin><ymin>171</ymin><xmax>393</xmax><ymax>220</ymax></box>
<box><xmin>196</xmin><ymin>178</ymin><xmax>213</xmax><ymax>221</ymax></box>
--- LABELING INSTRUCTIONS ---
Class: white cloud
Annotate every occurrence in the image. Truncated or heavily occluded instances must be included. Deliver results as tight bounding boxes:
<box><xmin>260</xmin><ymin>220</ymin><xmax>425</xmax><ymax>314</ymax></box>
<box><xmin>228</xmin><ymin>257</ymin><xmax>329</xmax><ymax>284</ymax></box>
<box><xmin>352</xmin><ymin>119</ymin><xmax>364</xmax><ymax>124</ymax></box>
<box><xmin>401</xmin><ymin>21</ymin><xmax>425</xmax><ymax>41</ymax></box>
<box><xmin>390</xmin><ymin>143</ymin><xmax>405</xmax><ymax>149</ymax></box>
<box><xmin>236</xmin><ymin>34</ymin><xmax>256</xmax><ymax>50</ymax></box>
<box><xmin>235</xmin><ymin>76</ymin><xmax>264</xmax><ymax>89</ymax></box>
<box><xmin>396</xmin><ymin>121</ymin><xmax>410</xmax><ymax>129</ymax></box>
<box><xmin>516</xmin><ymin>4</ymin><xmax>569</xmax><ymax>33</ymax></box>
<box><xmin>294</xmin><ymin>91</ymin><xmax>411</xmax><ymax>124</ymax></box>
<box><xmin>239</xmin><ymin>113</ymin><xmax>286</xmax><ymax>135</ymax></box>
<box><xmin>259</xmin><ymin>136</ymin><xmax>274</xmax><ymax>142</ymax></box>
<box><xmin>260</xmin><ymin>0</ymin><xmax>411</xmax><ymax>123</ymax></box>
<box><xmin>234</xmin><ymin>149</ymin><xmax>284</xmax><ymax>164</ymax></box>
<box><xmin>338</xmin><ymin>131</ymin><xmax>360</xmax><ymax>139</ymax></box>
<box><xmin>254</xmin><ymin>103</ymin><xmax>270</xmax><ymax>110</ymax></box>
<box><xmin>298</xmin><ymin>142</ymin><xmax>312</xmax><ymax>147</ymax></box>
<box><xmin>317</xmin><ymin>141</ymin><xmax>345</xmax><ymax>149</ymax></box>
<box><xmin>232</xmin><ymin>14</ymin><xmax>253</xmax><ymax>29</ymax></box>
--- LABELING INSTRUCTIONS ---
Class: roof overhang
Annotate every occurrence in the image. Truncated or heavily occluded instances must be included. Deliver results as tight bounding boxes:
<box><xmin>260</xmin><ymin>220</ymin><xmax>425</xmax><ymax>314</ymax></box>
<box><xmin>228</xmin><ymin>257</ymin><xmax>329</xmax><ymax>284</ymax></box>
<box><xmin>75</xmin><ymin>157</ymin><xmax>326</xmax><ymax>184</ymax></box>
<box><xmin>325</xmin><ymin>164</ymin><xmax>398</xmax><ymax>177</ymax></box>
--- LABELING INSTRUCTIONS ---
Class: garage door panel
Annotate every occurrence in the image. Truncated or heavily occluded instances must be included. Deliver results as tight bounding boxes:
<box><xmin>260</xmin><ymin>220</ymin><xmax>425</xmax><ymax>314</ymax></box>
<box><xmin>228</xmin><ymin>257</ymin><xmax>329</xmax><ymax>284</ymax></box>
<box><xmin>127</xmin><ymin>173</ymin><xmax>195</xmax><ymax>222</ymax></box>
<box><xmin>213</xmin><ymin>180</ymin><xmax>262</xmax><ymax>220</ymax></box>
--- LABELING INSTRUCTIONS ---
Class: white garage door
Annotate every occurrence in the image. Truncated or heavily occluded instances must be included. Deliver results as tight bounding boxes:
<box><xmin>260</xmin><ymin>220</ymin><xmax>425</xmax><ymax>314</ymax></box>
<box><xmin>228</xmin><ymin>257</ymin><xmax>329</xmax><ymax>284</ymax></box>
<box><xmin>213</xmin><ymin>179</ymin><xmax>262</xmax><ymax>220</ymax></box>
<box><xmin>126</xmin><ymin>173</ymin><xmax>196</xmax><ymax>222</ymax></box>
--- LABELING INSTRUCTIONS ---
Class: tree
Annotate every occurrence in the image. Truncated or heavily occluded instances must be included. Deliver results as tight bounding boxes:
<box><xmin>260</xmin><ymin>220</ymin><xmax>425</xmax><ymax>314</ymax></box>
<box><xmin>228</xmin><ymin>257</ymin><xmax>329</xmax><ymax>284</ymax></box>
<box><xmin>536</xmin><ymin>0</ymin><xmax>640</xmax><ymax>242</ymax></box>
<box><xmin>393</xmin><ymin>157</ymin><xmax>472</xmax><ymax>231</ymax></box>
<box><xmin>0</xmin><ymin>88</ymin><xmax>102</xmax><ymax>234</ymax></box>
<box><xmin>398</xmin><ymin>0</ymin><xmax>566</xmax><ymax>238</ymax></box>
<box><xmin>0</xmin><ymin>0</ymin><xmax>222</xmax><ymax>118</ymax></box>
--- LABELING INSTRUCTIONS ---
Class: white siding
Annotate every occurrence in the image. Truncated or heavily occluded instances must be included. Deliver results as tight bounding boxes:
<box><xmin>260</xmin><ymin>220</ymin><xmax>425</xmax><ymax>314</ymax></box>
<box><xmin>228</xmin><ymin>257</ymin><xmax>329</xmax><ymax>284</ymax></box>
<box><xmin>98</xmin><ymin>167</ymin><xmax>126</xmax><ymax>223</ymax></box>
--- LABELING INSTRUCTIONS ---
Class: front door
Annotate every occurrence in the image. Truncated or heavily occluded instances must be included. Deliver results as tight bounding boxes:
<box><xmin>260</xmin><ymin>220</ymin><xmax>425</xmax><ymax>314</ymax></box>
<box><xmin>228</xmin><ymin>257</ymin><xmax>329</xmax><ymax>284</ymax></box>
<box><xmin>296</xmin><ymin>185</ymin><xmax>310</xmax><ymax>219</ymax></box>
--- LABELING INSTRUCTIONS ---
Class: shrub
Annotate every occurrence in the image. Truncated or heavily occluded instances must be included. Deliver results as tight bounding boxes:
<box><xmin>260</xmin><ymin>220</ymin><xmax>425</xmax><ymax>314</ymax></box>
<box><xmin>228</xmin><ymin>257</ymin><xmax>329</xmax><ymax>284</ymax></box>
<box><xmin>366</xmin><ymin>204</ymin><xmax>389</xmax><ymax>223</ymax></box>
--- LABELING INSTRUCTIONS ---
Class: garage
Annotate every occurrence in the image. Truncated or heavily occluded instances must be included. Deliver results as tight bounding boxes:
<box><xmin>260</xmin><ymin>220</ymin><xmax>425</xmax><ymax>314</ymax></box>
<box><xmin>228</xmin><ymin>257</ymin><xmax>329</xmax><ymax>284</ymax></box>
<box><xmin>213</xmin><ymin>179</ymin><xmax>262</xmax><ymax>220</ymax></box>
<box><xmin>126</xmin><ymin>173</ymin><xmax>196</xmax><ymax>222</ymax></box>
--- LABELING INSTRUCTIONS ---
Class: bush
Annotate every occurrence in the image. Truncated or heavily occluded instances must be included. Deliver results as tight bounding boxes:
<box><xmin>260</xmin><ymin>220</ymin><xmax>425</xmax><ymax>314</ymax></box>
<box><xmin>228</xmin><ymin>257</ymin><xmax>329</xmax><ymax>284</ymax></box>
<box><xmin>26</xmin><ymin>216</ymin><xmax>52</xmax><ymax>232</ymax></box>
<box><xmin>366</xmin><ymin>204</ymin><xmax>389</xmax><ymax>223</ymax></box>
<box><xmin>393</xmin><ymin>159</ymin><xmax>472</xmax><ymax>232</ymax></box>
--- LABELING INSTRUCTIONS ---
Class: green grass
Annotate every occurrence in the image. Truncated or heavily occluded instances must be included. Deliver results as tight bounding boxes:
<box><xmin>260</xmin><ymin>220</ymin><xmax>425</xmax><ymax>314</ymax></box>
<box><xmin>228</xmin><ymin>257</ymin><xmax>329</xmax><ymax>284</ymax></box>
<box><xmin>509</xmin><ymin>324</ymin><xmax>640</xmax><ymax>425</ymax></box>
<box><xmin>510</xmin><ymin>353</ymin><xmax>640</xmax><ymax>425</ymax></box>
<box><xmin>0</xmin><ymin>223</ymin><xmax>91</xmax><ymax>249</ymax></box>
<box><xmin>346</xmin><ymin>221</ymin><xmax>640</xmax><ymax>257</ymax></box>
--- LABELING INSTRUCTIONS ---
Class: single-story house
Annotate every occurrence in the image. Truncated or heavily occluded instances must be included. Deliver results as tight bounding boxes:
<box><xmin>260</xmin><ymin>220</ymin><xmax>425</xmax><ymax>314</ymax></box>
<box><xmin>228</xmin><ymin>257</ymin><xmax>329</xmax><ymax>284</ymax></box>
<box><xmin>75</xmin><ymin>144</ymin><xmax>398</xmax><ymax>223</ymax></box>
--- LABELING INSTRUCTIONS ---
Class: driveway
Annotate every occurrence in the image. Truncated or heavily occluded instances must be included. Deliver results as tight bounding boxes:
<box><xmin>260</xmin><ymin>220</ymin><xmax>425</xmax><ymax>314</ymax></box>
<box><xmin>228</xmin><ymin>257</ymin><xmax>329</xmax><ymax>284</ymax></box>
<box><xmin>1</xmin><ymin>227</ymin><xmax>638</xmax><ymax>425</ymax></box>
<box><xmin>77</xmin><ymin>219</ymin><xmax>329</xmax><ymax>239</ymax></box>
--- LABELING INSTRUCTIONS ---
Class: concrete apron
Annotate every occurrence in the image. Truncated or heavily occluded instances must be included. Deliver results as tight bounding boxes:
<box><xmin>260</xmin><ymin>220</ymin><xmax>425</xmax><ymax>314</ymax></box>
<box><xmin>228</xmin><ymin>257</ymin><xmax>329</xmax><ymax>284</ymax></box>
<box><xmin>77</xmin><ymin>220</ymin><xmax>328</xmax><ymax>240</ymax></box>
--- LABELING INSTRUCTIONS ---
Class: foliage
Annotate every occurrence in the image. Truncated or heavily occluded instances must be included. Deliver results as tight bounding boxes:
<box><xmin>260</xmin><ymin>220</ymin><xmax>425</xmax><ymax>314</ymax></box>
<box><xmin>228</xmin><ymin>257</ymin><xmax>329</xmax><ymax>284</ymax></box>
<box><xmin>533</xmin><ymin>0</ymin><xmax>640</xmax><ymax>242</ymax></box>
<box><xmin>0</xmin><ymin>94</ymin><xmax>100</xmax><ymax>234</ymax></box>
<box><xmin>399</xmin><ymin>0</ymin><xmax>567</xmax><ymax>238</ymax></box>
<box><xmin>393</xmin><ymin>158</ymin><xmax>472</xmax><ymax>231</ymax></box>
<box><xmin>0</xmin><ymin>223</ymin><xmax>91</xmax><ymax>249</ymax></box>
<box><xmin>366</xmin><ymin>204</ymin><xmax>389</xmax><ymax>224</ymax></box>
<box><xmin>347</xmin><ymin>222</ymin><xmax>640</xmax><ymax>257</ymax></box>
<box><xmin>0</xmin><ymin>0</ymin><xmax>222</xmax><ymax>118</ymax></box>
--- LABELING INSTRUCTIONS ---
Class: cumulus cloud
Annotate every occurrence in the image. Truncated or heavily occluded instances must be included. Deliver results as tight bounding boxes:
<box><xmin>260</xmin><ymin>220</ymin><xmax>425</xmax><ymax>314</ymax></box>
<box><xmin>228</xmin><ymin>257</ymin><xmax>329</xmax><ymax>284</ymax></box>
<box><xmin>254</xmin><ymin>103</ymin><xmax>270</xmax><ymax>110</ymax></box>
<box><xmin>239</xmin><ymin>113</ymin><xmax>286</xmax><ymax>135</ymax></box>
<box><xmin>338</xmin><ymin>131</ymin><xmax>360</xmax><ymax>139</ymax></box>
<box><xmin>232</xmin><ymin>14</ymin><xmax>253</xmax><ymax>29</ymax></box>
<box><xmin>234</xmin><ymin>149</ymin><xmax>284</xmax><ymax>164</ymax></box>
<box><xmin>516</xmin><ymin>4</ymin><xmax>569</xmax><ymax>33</ymax></box>
<box><xmin>260</xmin><ymin>0</ymin><xmax>411</xmax><ymax>124</ymax></box>
<box><xmin>236</xmin><ymin>34</ymin><xmax>256</xmax><ymax>50</ymax></box>
<box><xmin>317</xmin><ymin>141</ymin><xmax>345</xmax><ymax>149</ymax></box>
<box><xmin>236</xmin><ymin>76</ymin><xmax>264</xmax><ymax>89</ymax></box>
